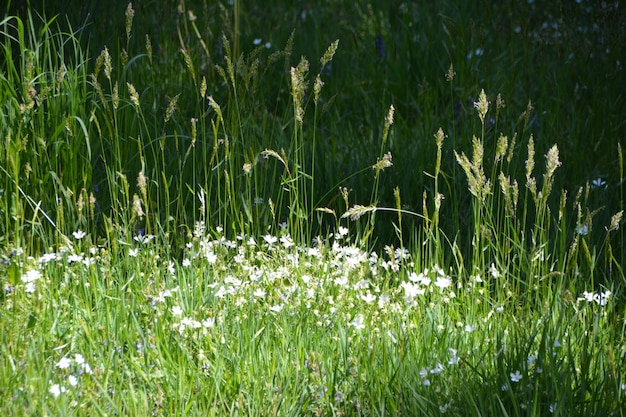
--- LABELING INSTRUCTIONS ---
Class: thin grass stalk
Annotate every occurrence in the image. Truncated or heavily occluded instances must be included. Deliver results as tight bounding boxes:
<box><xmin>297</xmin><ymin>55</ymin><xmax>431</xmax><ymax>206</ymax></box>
<box><xmin>1</xmin><ymin>12</ymin><xmax>94</xmax><ymax>249</ymax></box>
<box><xmin>432</xmin><ymin>128</ymin><xmax>445</xmax><ymax>255</ymax></box>
<box><xmin>361</xmin><ymin>104</ymin><xmax>395</xmax><ymax>245</ymax></box>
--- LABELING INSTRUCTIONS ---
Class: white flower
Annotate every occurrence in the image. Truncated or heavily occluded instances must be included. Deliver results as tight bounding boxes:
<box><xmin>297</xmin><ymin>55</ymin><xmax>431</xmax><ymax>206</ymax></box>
<box><xmin>72</xmin><ymin>230</ymin><xmax>86</xmax><ymax>240</ymax></box>
<box><xmin>591</xmin><ymin>178</ymin><xmax>607</xmax><ymax>189</ymax></box>
<box><xmin>594</xmin><ymin>290</ymin><xmax>611</xmax><ymax>306</ymax></box>
<box><xmin>409</xmin><ymin>271</ymin><xmax>431</xmax><ymax>285</ymax></box>
<box><xmin>204</xmin><ymin>249</ymin><xmax>217</xmax><ymax>264</ymax></box>
<box><xmin>401</xmin><ymin>281</ymin><xmax>424</xmax><ymax>299</ymax></box>
<box><xmin>510</xmin><ymin>370</ymin><xmax>523</xmax><ymax>382</ymax></box>
<box><xmin>580</xmin><ymin>291</ymin><xmax>594</xmax><ymax>302</ymax></box>
<box><xmin>490</xmin><ymin>263</ymin><xmax>500</xmax><ymax>279</ymax></box>
<box><xmin>82</xmin><ymin>363</ymin><xmax>92</xmax><ymax>374</ymax></box>
<box><xmin>56</xmin><ymin>357</ymin><xmax>72</xmax><ymax>369</ymax></box>
<box><xmin>334</xmin><ymin>276</ymin><xmax>348</xmax><ymax>287</ymax></box>
<box><xmin>68</xmin><ymin>375</ymin><xmax>78</xmax><ymax>386</ymax></box>
<box><xmin>22</xmin><ymin>269</ymin><xmax>41</xmax><ymax>283</ymax></box>
<box><xmin>434</xmin><ymin>276</ymin><xmax>452</xmax><ymax>289</ymax></box>
<box><xmin>377</xmin><ymin>294</ymin><xmax>389</xmax><ymax>309</ymax></box>
<box><xmin>360</xmin><ymin>292</ymin><xmax>376</xmax><ymax>303</ymax></box>
<box><xmin>417</xmin><ymin>274</ymin><xmax>431</xmax><ymax>286</ymax></box>
<box><xmin>167</xmin><ymin>261</ymin><xmax>176</xmax><ymax>275</ymax></box>
<box><xmin>430</xmin><ymin>363</ymin><xmax>444</xmax><ymax>374</ymax></box>
<box><xmin>350</xmin><ymin>315</ymin><xmax>365</xmax><ymax>331</ymax></box>
<box><xmin>263</xmin><ymin>234</ymin><xmax>278</xmax><ymax>245</ymax></box>
<box><xmin>354</xmin><ymin>279</ymin><xmax>370</xmax><ymax>290</ymax></box>
<box><xmin>464</xmin><ymin>324</ymin><xmax>476</xmax><ymax>333</ymax></box>
<box><xmin>448</xmin><ymin>349</ymin><xmax>459</xmax><ymax>365</ymax></box>
<box><xmin>202</xmin><ymin>318</ymin><xmax>215</xmax><ymax>328</ymax></box>
<box><xmin>269</xmin><ymin>304</ymin><xmax>283</xmax><ymax>313</ymax></box>
<box><xmin>68</xmin><ymin>254</ymin><xmax>83</xmax><ymax>263</ymax></box>
<box><xmin>39</xmin><ymin>253</ymin><xmax>57</xmax><ymax>263</ymax></box>
<box><xmin>134</xmin><ymin>234</ymin><xmax>155</xmax><ymax>244</ymax></box>
<box><xmin>215</xmin><ymin>286</ymin><xmax>227</xmax><ymax>298</ymax></box>
<box><xmin>24</xmin><ymin>282</ymin><xmax>37</xmax><ymax>293</ymax></box>
<box><xmin>49</xmin><ymin>383</ymin><xmax>65</xmax><ymax>398</ymax></box>
<box><xmin>280</xmin><ymin>235</ymin><xmax>294</xmax><ymax>248</ymax></box>
<box><xmin>337</xmin><ymin>226</ymin><xmax>349</xmax><ymax>238</ymax></box>
<box><xmin>171</xmin><ymin>306</ymin><xmax>183</xmax><ymax>317</ymax></box>
<box><xmin>74</xmin><ymin>354</ymin><xmax>85</xmax><ymax>365</ymax></box>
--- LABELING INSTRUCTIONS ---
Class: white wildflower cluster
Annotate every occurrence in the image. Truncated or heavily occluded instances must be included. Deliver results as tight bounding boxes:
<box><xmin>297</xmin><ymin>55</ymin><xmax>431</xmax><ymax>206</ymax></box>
<box><xmin>380</xmin><ymin>245</ymin><xmax>410</xmax><ymax>272</ymax></box>
<box><xmin>171</xmin><ymin>305</ymin><xmax>216</xmax><ymax>335</ymax></box>
<box><xmin>578</xmin><ymin>290</ymin><xmax>611</xmax><ymax>306</ymax></box>
<box><xmin>21</xmin><ymin>269</ymin><xmax>41</xmax><ymax>294</ymax></box>
<box><xmin>401</xmin><ymin>266</ymin><xmax>453</xmax><ymax>306</ymax></box>
<box><xmin>502</xmin><ymin>342</ymin><xmax>562</xmax><ymax>403</ymax></box>
<box><xmin>419</xmin><ymin>348</ymin><xmax>460</xmax><ymax>387</ymax></box>
<box><xmin>49</xmin><ymin>354</ymin><xmax>93</xmax><ymax>398</ymax></box>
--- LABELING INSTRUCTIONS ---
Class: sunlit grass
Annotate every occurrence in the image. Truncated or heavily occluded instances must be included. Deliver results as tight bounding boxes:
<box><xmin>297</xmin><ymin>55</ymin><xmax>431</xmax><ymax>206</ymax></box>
<box><xmin>1</xmin><ymin>1</ymin><xmax>625</xmax><ymax>416</ymax></box>
<box><xmin>2</xmin><ymin>223</ymin><xmax>624</xmax><ymax>415</ymax></box>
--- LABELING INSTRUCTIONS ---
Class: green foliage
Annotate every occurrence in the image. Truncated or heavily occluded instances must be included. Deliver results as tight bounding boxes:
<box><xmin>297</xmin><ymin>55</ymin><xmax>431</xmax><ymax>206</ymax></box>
<box><xmin>0</xmin><ymin>1</ymin><xmax>625</xmax><ymax>415</ymax></box>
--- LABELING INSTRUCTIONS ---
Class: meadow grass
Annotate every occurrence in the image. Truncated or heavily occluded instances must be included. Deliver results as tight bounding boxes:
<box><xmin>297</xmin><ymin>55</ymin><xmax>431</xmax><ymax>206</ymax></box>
<box><xmin>1</xmin><ymin>1</ymin><xmax>625</xmax><ymax>415</ymax></box>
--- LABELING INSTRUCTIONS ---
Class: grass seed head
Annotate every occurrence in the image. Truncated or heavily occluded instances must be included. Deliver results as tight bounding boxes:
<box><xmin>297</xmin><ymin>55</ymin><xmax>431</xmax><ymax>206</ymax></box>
<box><xmin>145</xmin><ymin>34</ymin><xmax>152</xmax><ymax>64</ymax></box>
<box><xmin>137</xmin><ymin>170</ymin><xmax>147</xmax><ymax>202</ymax></box>
<box><xmin>495</xmin><ymin>134</ymin><xmax>508</xmax><ymax>163</ymax></box>
<box><xmin>200</xmin><ymin>76</ymin><xmax>207</xmax><ymax>99</ymax></box>
<box><xmin>165</xmin><ymin>94</ymin><xmax>180</xmax><ymax>123</ymax></box>
<box><xmin>435</xmin><ymin>128</ymin><xmax>445</xmax><ymax>150</ymax></box>
<box><xmin>112</xmin><ymin>84</ymin><xmax>119</xmax><ymax>110</ymax></box>
<box><xmin>525</xmin><ymin>136</ymin><xmax>536</xmax><ymax>187</ymax></box>
<box><xmin>320</xmin><ymin>39</ymin><xmax>339</xmax><ymax>68</ymax></box>
<box><xmin>133</xmin><ymin>194</ymin><xmax>144</xmax><ymax>219</ymax></box>
<box><xmin>125</xmin><ymin>3</ymin><xmax>135</xmax><ymax>43</ymax></box>
<box><xmin>496</xmin><ymin>93</ymin><xmax>505</xmax><ymax>111</ymax></box>
<box><xmin>446</xmin><ymin>63</ymin><xmax>455</xmax><ymax>82</ymax></box>
<box><xmin>313</xmin><ymin>74</ymin><xmax>323</xmax><ymax>103</ymax></box>
<box><xmin>608</xmin><ymin>211</ymin><xmax>623</xmax><ymax>232</ymax></box>
<box><xmin>474</xmin><ymin>89</ymin><xmax>489</xmax><ymax>125</ymax></box>
<box><xmin>102</xmin><ymin>47</ymin><xmax>112</xmax><ymax>81</ymax></box>
<box><xmin>290</xmin><ymin>57</ymin><xmax>309</xmax><ymax>123</ymax></box>
<box><xmin>342</xmin><ymin>205</ymin><xmax>377</xmax><ymax>221</ymax></box>
<box><xmin>127</xmin><ymin>83</ymin><xmax>139</xmax><ymax>109</ymax></box>
<box><xmin>544</xmin><ymin>145</ymin><xmax>561</xmax><ymax>181</ymax></box>
<box><xmin>373</xmin><ymin>152</ymin><xmax>393</xmax><ymax>174</ymax></box>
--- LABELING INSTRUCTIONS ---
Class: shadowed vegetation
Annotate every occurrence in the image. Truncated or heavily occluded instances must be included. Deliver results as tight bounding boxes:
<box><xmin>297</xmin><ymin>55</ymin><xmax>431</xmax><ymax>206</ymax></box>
<box><xmin>1</xmin><ymin>1</ymin><xmax>625</xmax><ymax>415</ymax></box>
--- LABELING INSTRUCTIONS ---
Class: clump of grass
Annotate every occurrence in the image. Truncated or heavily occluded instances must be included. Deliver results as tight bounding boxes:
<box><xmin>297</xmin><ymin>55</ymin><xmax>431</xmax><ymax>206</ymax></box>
<box><xmin>1</xmin><ymin>214</ymin><xmax>624</xmax><ymax>415</ymax></box>
<box><xmin>1</xmin><ymin>2</ymin><xmax>625</xmax><ymax>416</ymax></box>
